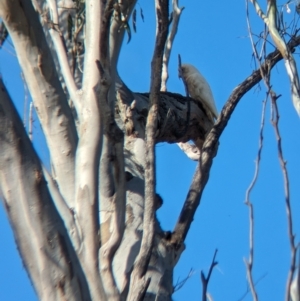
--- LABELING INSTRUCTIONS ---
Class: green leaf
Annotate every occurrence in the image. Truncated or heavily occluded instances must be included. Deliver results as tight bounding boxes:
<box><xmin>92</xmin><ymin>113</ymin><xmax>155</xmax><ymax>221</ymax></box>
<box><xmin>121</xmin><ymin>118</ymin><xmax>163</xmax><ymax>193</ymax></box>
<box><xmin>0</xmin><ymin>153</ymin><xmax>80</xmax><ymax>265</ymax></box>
<box><xmin>132</xmin><ymin>9</ymin><xmax>137</xmax><ymax>32</ymax></box>
<box><xmin>125</xmin><ymin>22</ymin><xmax>131</xmax><ymax>43</ymax></box>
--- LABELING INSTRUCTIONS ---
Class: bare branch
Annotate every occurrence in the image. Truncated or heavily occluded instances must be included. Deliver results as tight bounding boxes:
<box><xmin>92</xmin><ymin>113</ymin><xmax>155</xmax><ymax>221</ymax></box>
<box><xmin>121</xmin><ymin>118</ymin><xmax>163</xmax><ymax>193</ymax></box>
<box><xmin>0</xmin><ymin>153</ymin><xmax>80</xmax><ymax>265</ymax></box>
<box><xmin>98</xmin><ymin>71</ymin><xmax>126</xmax><ymax>300</ymax></box>
<box><xmin>201</xmin><ymin>249</ymin><xmax>218</xmax><ymax>301</ymax></box>
<box><xmin>171</xmin><ymin>34</ymin><xmax>300</xmax><ymax>248</ymax></box>
<box><xmin>249</xmin><ymin>0</ymin><xmax>300</xmax><ymax>115</ymax></box>
<box><xmin>109</xmin><ymin>0</ymin><xmax>138</xmax><ymax>79</ymax></box>
<box><xmin>243</xmin><ymin>6</ymin><xmax>267</xmax><ymax>300</ymax></box>
<box><xmin>237</xmin><ymin>273</ymin><xmax>267</xmax><ymax>301</ymax></box>
<box><xmin>243</xmin><ymin>99</ymin><xmax>267</xmax><ymax>301</ymax></box>
<box><xmin>96</xmin><ymin>2</ymin><xmax>129</xmax><ymax>300</ymax></box>
<box><xmin>0</xmin><ymin>0</ymin><xmax>78</xmax><ymax>207</ymax></box>
<box><xmin>127</xmin><ymin>0</ymin><xmax>169</xmax><ymax>299</ymax></box>
<box><xmin>249</xmin><ymin>0</ymin><xmax>267</xmax><ymax>22</ymax></box>
<box><xmin>0</xmin><ymin>77</ymin><xmax>90</xmax><ymax>301</ymax></box>
<box><xmin>270</xmin><ymin>94</ymin><xmax>296</xmax><ymax>301</ymax></box>
<box><xmin>72</xmin><ymin>0</ymin><xmax>114</xmax><ymax>298</ymax></box>
<box><xmin>161</xmin><ymin>0</ymin><xmax>184</xmax><ymax>91</ymax></box>
<box><xmin>46</xmin><ymin>0</ymin><xmax>82</xmax><ymax>114</ymax></box>
<box><xmin>173</xmin><ymin>268</ymin><xmax>195</xmax><ymax>292</ymax></box>
<box><xmin>97</xmin><ymin>4</ymin><xmax>138</xmax><ymax>299</ymax></box>
<box><xmin>99</xmin><ymin>137</ymin><xmax>123</xmax><ymax>301</ymax></box>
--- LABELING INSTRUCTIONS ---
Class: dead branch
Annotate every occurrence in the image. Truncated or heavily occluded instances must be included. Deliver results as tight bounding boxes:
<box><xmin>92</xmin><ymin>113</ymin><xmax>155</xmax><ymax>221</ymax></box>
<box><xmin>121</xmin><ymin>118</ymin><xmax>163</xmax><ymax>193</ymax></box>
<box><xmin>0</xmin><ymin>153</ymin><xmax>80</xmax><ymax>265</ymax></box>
<box><xmin>243</xmin><ymin>99</ymin><xmax>267</xmax><ymax>301</ymax></box>
<box><xmin>249</xmin><ymin>0</ymin><xmax>300</xmax><ymax>115</ymax></box>
<box><xmin>173</xmin><ymin>268</ymin><xmax>195</xmax><ymax>292</ymax></box>
<box><xmin>171</xmin><ymin>34</ymin><xmax>300</xmax><ymax>249</ymax></box>
<box><xmin>243</xmin><ymin>5</ymin><xmax>268</xmax><ymax>300</ymax></box>
<box><xmin>270</xmin><ymin>93</ymin><xmax>296</xmax><ymax>301</ymax></box>
<box><xmin>201</xmin><ymin>249</ymin><xmax>218</xmax><ymax>301</ymax></box>
<box><xmin>237</xmin><ymin>273</ymin><xmax>267</xmax><ymax>301</ymax></box>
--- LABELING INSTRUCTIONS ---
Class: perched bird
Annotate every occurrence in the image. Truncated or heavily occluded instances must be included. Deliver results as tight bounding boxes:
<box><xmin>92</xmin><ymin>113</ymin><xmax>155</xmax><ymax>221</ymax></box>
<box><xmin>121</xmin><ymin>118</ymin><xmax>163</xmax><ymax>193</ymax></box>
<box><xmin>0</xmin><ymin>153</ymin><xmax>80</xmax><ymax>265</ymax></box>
<box><xmin>179</xmin><ymin>63</ymin><xmax>218</xmax><ymax>122</ymax></box>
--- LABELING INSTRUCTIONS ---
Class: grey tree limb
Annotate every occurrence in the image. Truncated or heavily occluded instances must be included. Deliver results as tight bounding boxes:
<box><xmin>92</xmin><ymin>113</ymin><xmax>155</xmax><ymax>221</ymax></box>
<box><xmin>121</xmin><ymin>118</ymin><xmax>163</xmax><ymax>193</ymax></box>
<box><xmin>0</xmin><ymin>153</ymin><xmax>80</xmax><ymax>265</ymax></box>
<box><xmin>127</xmin><ymin>1</ymin><xmax>169</xmax><ymax>300</ymax></box>
<box><xmin>0</xmin><ymin>77</ymin><xmax>90</xmax><ymax>301</ymax></box>
<box><xmin>0</xmin><ymin>0</ymin><xmax>78</xmax><ymax>208</ymax></box>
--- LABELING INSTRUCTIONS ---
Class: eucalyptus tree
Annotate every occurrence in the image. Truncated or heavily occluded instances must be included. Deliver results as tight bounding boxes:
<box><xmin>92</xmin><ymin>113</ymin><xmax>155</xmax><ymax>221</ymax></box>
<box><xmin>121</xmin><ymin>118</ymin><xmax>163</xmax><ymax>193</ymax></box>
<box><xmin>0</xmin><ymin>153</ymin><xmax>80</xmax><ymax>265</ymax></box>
<box><xmin>0</xmin><ymin>0</ymin><xmax>299</xmax><ymax>301</ymax></box>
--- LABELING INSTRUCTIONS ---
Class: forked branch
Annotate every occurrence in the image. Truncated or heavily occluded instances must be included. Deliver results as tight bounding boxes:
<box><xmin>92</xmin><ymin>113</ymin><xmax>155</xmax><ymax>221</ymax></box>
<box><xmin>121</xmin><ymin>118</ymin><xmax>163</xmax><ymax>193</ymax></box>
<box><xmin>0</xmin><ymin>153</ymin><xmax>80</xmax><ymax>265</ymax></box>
<box><xmin>201</xmin><ymin>249</ymin><xmax>218</xmax><ymax>301</ymax></box>
<box><xmin>249</xmin><ymin>0</ymin><xmax>300</xmax><ymax>115</ymax></box>
<box><xmin>0</xmin><ymin>0</ymin><xmax>78</xmax><ymax>207</ymax></box>
<box><xmin>0</xmin><ymin>77</ymin><xmax>90</xmax><ymax>301</ymax></box>
<box><xmin>243</xmin><ymin>99</ymin><xmax>267</xmax><ymax>301</ymax></box>
<box><xmin>271</xmin><ymin>94</ymin><xmax>296</xmax><ymax>301</ymax></box>
<box><xmin>171</xmin><ymin>34</ymin><xmax>300</xmax><ymax>248</ymax></box>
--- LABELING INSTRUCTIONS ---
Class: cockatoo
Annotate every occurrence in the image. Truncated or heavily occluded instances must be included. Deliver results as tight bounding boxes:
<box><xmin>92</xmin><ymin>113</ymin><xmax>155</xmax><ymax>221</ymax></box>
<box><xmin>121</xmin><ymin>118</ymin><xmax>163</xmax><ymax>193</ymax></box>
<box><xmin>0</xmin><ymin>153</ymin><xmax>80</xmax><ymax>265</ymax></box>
<box><xmin>179</xmin><ymin>63</ymin><xmax>218</xmax><ymax>122</ymax></box>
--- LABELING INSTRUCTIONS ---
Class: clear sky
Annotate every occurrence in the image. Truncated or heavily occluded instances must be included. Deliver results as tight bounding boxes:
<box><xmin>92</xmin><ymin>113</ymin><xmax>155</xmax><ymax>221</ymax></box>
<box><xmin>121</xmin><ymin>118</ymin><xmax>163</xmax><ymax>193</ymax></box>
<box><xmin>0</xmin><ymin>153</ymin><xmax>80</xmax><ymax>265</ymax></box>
<box><xmin>1</xmin><ymin>0</ymin><xmax>300</xmax><ymax>300</ymax></box>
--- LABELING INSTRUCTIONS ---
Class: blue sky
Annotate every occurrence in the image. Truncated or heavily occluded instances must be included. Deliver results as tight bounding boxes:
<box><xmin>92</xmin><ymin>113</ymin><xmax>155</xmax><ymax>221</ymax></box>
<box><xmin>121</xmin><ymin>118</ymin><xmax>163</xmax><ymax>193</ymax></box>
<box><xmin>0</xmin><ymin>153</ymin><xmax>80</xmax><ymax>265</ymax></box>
<box><xmin>1</xmin><ymin>0</ymin><xmax>300</xmax><ymax>300</ymax></box>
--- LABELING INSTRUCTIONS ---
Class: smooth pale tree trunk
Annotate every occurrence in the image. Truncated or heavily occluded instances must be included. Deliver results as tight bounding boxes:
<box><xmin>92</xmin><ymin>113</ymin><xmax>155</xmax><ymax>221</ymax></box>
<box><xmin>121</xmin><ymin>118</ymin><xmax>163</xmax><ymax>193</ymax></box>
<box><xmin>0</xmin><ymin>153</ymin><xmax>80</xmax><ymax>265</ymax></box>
<box><xmin>1</xmin><ymin>0</ymin><xmax>299</xmax><ymax>300</ymax></box>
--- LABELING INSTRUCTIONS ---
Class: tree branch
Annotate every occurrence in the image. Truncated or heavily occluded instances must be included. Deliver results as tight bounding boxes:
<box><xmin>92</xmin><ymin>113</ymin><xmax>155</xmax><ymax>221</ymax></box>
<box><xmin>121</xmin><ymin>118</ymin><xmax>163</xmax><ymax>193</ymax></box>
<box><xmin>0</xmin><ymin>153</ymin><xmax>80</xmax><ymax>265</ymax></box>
<box><xmin>0</xmin><ymin>0</ymin><xmax>78</xmax><ymax>208</ymax></box>
<box><xmin>243</xmin><ymin>99</ymin><xmax>267</xmax><ymax>301</ymax></box>
<box><xmin>270</xmin><ymin>94</ymin><xmax>296</xmax><ymax>301</ymax></box>
<box><xmin>95</xmin><ymin>2</ymin><xmax>129</xmax><ymax>300</ymax></box>
<box><xmin>0</xmin><ymin>77</ymin><xmax>90</xmax><ymax>301</ymax></box>
<box><xmin>201</xmin><ymin>249</ymin><xmax>218</xmax><ymax>301</ymax></box>
<box><xmin>249</xmin><ymin>0</ymin><xmax>300</xmax><ymax>115</ymax></box>
<box><xmin>72</xmin><ymin>0</ymin><xmax>111</xmax><ymax>299</ymax></box>
<box><xmin>161</xmin><ymin>0</ymin><xmax>184</xmax><ymax>91</ymax></box>
<box><xmin>127</xmin><ymin>0</ymin><xmax>169</xmax><ymax>299</ymax></box>
<box><xmin>171</xmin><ymin>34</ymin><xmax>300</xmax><ymax>248</ymax></box>
<box><xmin>243</xmin><ymin>6</ymin><xmax>267</xmax><ymax>300</ymax></box>
<box><xmin>46</xmin><ymin>0</ymin><xmax>82</xmax><ymax>113</ymax></box>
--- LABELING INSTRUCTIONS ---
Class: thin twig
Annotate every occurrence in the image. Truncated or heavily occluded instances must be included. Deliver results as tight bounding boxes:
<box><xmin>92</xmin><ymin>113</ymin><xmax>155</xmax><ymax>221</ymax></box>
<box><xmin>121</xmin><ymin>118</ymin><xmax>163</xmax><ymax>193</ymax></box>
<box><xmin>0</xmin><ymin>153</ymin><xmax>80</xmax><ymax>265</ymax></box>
<box><xmin>21</xmin><ymin>72</ymin><xmax>28</xmax><ymax>128</ymax></box>
<box><xmin>247</xmin><ymin>5</ymin><xmax>297</xmax><ymax>296</ymax></box>
<box><xmin>237</xmin><ymin>273</ymin><xmax>267</xmax><ymax>301</ymax></box>
<box><xmin>173</xmin><ymin>268</ymin><xmax>195</xmax><ymax>292</ymax></box>
<box><xmin>28</xmin><ymin>102</ymin><xmax>33</xmax><ymax>141</ymax></box>
<box><xmin>250</xmin><ymin>0</ymin><xmax>300</xmax><ymax>116</ymax></box>
<box><xmin>270</xmin><ymin>94</ymin><xmax>296</xmax><ymax>301</ymax></box>
<box><xmin>201</xmin><ymin>249</ymin><xmax>218</xmax><ymax>301</ymax></box>
<box><xmin>243</xmin><ymin>98</ymin><xmax>267</xmax><ymax>301</ymax></box>
<box><xmin>243</xmin><ymin>4</ymin><xmax>269</xmax><ymax>300</ymax></box>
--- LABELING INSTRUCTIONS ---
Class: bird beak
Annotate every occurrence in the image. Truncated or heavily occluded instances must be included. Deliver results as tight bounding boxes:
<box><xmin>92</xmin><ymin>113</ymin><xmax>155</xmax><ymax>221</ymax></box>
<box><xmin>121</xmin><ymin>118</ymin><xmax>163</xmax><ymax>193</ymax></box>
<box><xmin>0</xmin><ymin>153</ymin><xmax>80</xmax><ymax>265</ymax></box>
<box><xmin>178</xmin><ymin>54</ymin><xmax>182</xmax><ymax>79</ymax></box>
<box><xmin>178</xmin><ymin>67</ymin><xmax>183</xmax><ymax>79</ymax></box>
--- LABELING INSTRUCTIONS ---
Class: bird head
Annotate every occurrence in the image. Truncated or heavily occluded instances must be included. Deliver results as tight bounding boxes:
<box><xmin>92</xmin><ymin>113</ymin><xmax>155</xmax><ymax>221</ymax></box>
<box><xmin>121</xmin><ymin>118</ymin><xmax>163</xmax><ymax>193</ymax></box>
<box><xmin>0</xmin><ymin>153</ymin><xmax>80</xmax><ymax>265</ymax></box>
<box><xmin>179</xmin><ymin>64</ymin><xmax>199</xmax><ymax>81</ymax></box>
